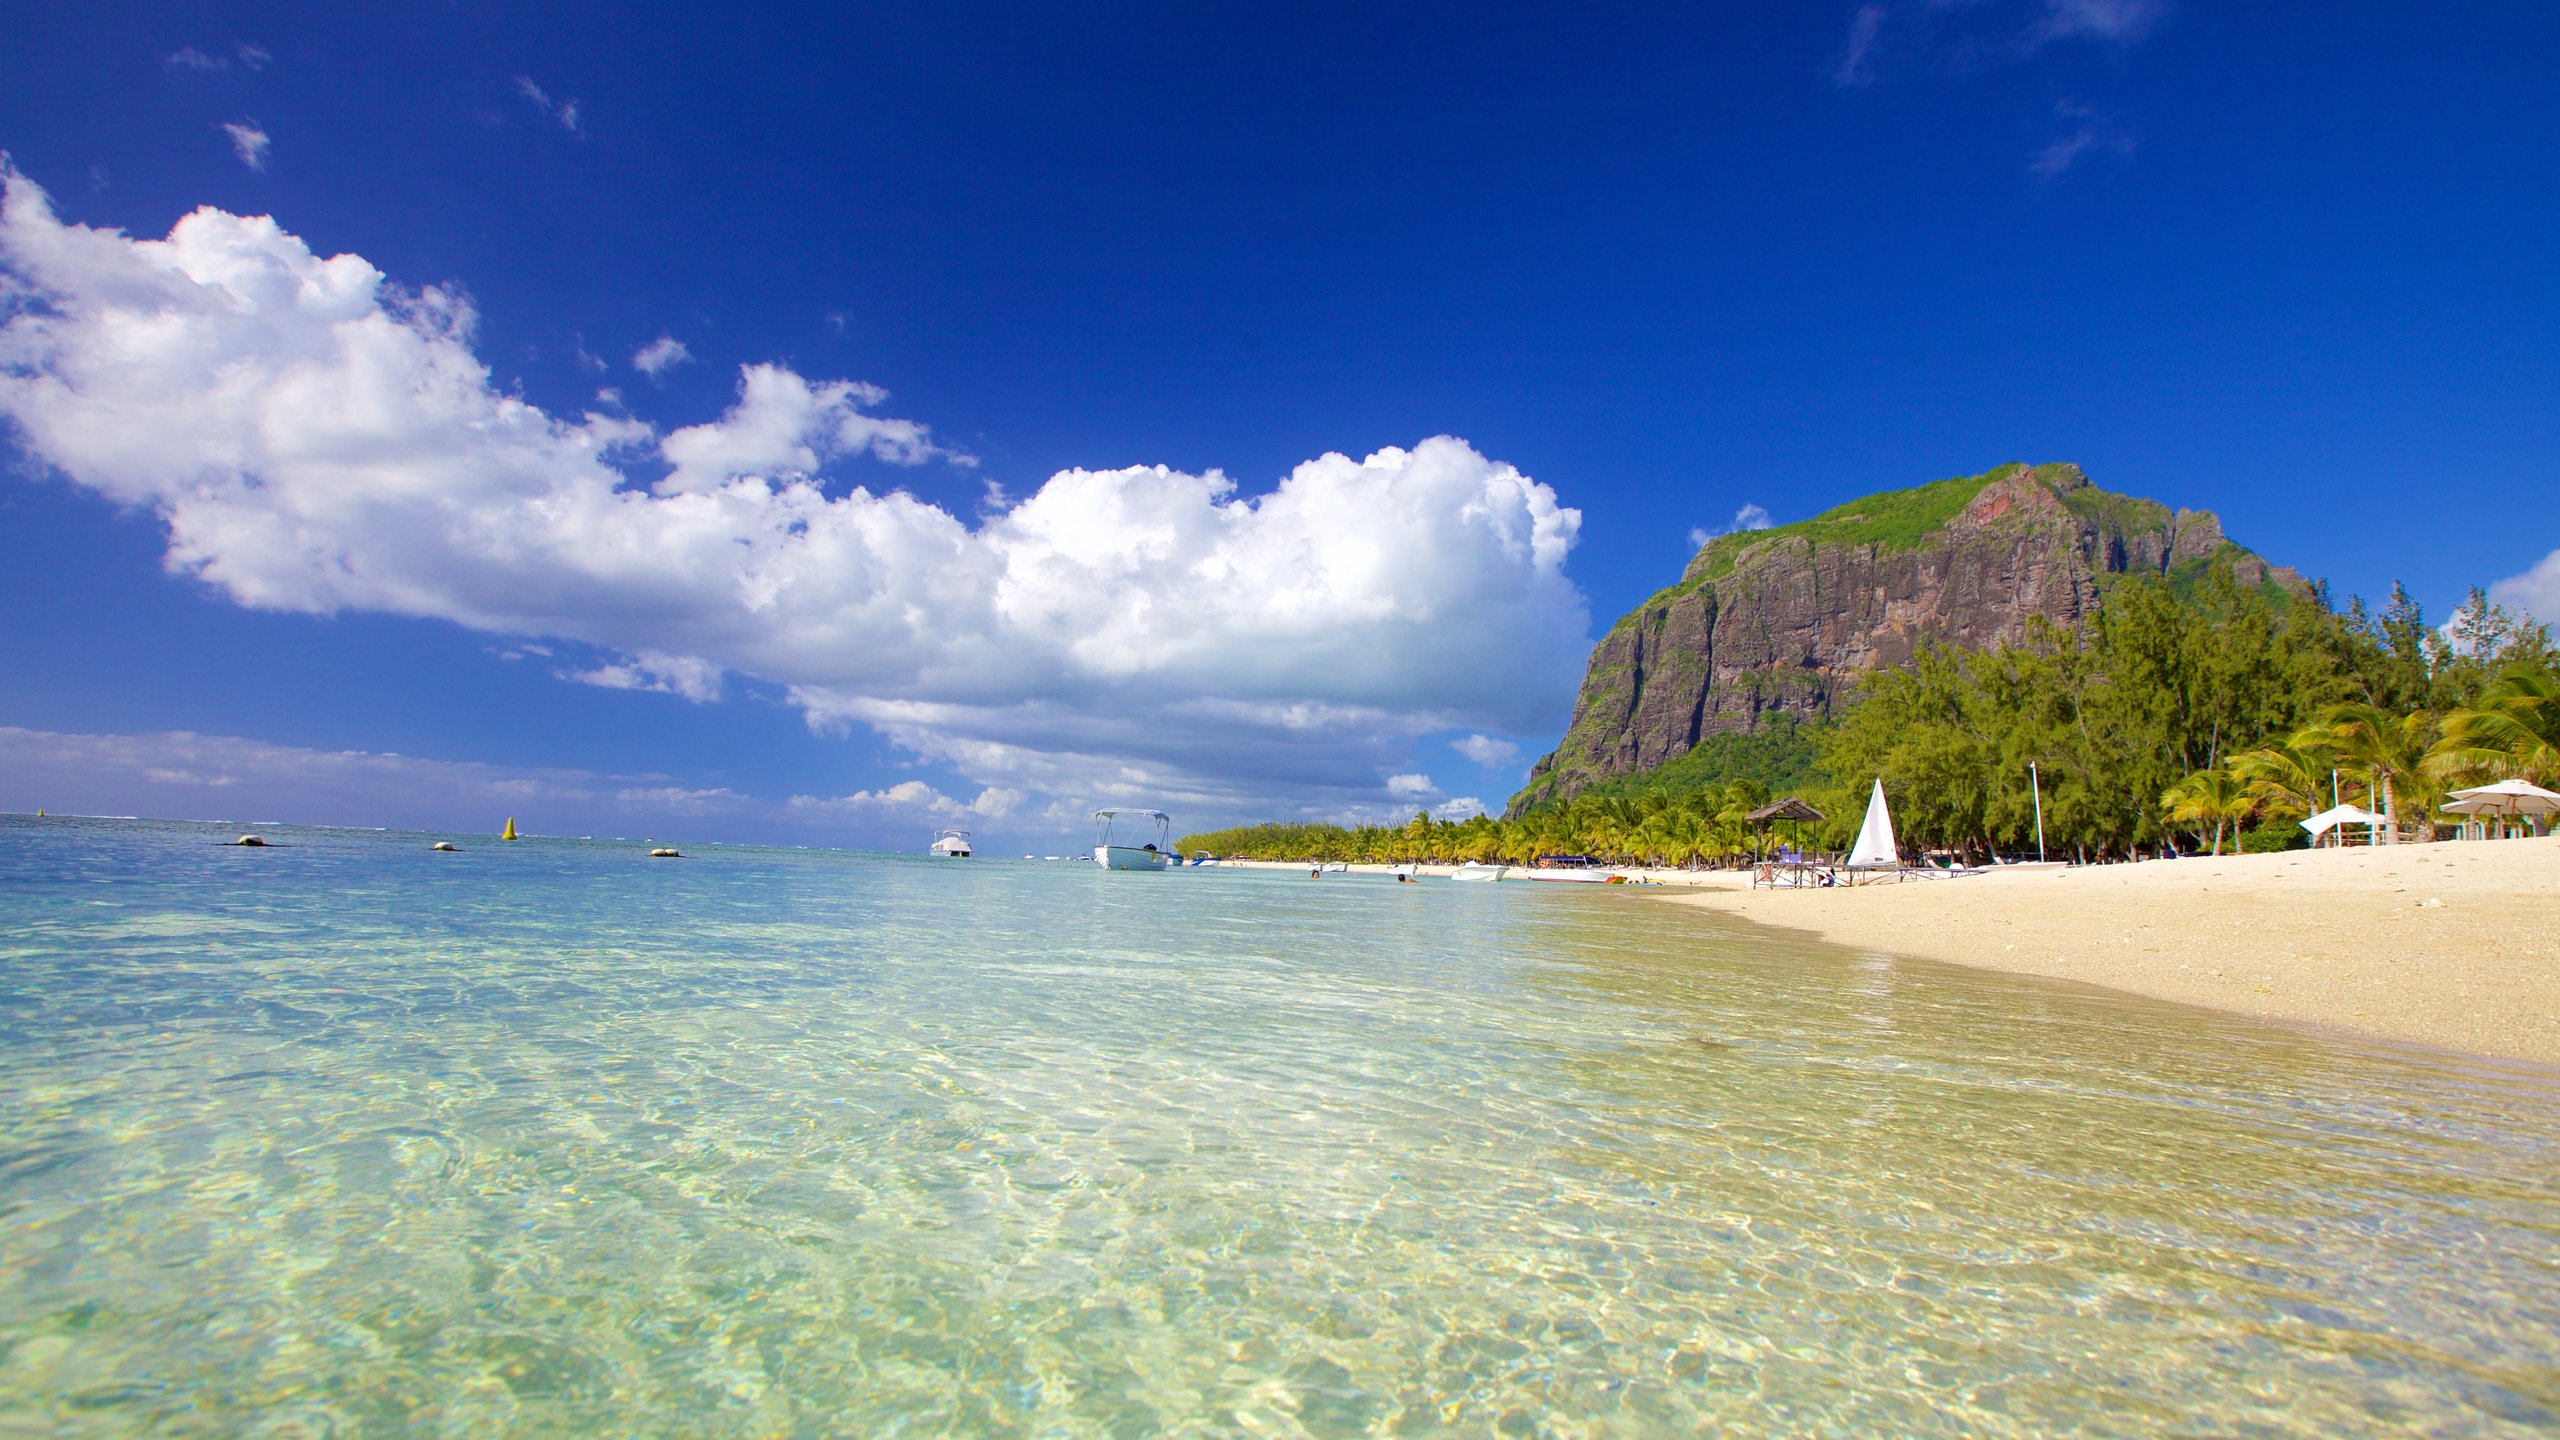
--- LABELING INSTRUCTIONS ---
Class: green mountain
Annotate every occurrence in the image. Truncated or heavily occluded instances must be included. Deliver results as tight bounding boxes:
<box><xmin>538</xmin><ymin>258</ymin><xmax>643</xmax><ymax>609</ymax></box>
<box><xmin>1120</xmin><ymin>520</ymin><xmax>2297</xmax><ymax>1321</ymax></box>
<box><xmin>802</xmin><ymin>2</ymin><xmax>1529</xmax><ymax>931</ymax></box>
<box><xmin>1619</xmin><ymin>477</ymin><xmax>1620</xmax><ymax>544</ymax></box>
<box><xmin>1507</xmin><ymin>463</ymin><xmax>2303</xmax><ymax>815</ymax></box>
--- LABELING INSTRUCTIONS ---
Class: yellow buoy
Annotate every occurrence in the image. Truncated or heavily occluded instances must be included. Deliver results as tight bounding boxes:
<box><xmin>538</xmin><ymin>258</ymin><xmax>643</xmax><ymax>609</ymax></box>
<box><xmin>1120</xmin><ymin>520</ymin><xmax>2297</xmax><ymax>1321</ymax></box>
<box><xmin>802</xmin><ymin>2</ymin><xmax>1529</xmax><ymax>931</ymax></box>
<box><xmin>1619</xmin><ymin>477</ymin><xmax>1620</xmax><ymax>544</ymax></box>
<box><xmin>501</xmin><ymin>817</ymin><xmax>520</xmax><ymax>841</ymax></box>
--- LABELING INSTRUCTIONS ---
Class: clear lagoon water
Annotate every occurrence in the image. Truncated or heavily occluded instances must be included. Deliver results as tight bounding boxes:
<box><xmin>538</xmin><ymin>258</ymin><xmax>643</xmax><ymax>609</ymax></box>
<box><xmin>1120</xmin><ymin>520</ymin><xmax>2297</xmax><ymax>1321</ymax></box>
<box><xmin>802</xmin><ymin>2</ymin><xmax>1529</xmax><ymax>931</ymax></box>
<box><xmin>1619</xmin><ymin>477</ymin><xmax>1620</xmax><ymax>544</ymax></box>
<box><xmin>1</xmin><ymin>815</ymin><xmax>2555</xmax><ymax>1437</ymax></box>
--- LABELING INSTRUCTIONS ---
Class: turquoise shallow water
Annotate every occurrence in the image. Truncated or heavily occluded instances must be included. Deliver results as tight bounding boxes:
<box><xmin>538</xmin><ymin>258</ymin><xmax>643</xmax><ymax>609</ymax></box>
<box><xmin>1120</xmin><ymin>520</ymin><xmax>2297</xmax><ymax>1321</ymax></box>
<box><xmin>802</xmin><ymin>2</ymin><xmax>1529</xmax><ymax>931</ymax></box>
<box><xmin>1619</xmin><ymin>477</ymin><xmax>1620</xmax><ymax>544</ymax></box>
<box><xmin>0</xmin><ymin>817</ymin><xmax>2556</xmax><ymax>1437</ymax></box>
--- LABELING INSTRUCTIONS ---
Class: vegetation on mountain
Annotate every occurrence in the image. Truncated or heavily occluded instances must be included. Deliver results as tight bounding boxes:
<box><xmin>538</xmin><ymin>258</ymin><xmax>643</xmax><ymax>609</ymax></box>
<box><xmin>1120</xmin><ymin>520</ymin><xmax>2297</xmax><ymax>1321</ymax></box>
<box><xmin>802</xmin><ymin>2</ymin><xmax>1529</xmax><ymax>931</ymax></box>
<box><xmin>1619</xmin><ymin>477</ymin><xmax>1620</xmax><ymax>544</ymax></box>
<box><xmin>1512</xmin><ymin>461</ymin><xmax>2302</xmax><ymax>816</ymax></box>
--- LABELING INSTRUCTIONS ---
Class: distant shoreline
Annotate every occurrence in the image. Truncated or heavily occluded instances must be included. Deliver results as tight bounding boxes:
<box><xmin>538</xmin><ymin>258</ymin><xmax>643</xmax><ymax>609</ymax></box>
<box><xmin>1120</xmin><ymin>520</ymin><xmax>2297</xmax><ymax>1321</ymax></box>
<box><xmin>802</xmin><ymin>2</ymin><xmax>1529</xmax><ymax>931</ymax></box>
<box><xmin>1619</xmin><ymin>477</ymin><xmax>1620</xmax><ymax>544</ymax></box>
<box><xmin>1648</xmin><ymin>837</ymin><xmax>2560</xmax><ymax>1069</ymax></box>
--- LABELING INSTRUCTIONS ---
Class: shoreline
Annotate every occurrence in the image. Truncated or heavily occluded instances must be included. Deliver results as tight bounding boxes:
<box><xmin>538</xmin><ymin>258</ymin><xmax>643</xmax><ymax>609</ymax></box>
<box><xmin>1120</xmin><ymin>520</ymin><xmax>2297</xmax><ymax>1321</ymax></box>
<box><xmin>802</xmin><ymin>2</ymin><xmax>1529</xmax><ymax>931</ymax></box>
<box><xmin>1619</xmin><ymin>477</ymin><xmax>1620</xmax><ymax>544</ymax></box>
<box><xmin>1646</xmin><ymin>837</ymin><xmax>2560</xmax><ymax>1069</ymax></box>
<box><xmin>1207</xmin><ymin>845</ymin><xmax>2560</xmax><ymax>1068</ymax></box>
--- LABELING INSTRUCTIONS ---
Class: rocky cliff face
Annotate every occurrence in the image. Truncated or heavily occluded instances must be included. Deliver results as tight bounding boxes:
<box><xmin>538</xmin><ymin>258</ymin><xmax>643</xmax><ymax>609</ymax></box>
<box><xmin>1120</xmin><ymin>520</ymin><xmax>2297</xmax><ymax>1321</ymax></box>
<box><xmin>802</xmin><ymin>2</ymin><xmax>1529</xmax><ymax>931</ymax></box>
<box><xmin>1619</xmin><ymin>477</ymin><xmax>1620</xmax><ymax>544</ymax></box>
<box><xmin>1507</xmin><ymin>463</ymin><xmax>2302</xmax><ymax>815</ymax></box>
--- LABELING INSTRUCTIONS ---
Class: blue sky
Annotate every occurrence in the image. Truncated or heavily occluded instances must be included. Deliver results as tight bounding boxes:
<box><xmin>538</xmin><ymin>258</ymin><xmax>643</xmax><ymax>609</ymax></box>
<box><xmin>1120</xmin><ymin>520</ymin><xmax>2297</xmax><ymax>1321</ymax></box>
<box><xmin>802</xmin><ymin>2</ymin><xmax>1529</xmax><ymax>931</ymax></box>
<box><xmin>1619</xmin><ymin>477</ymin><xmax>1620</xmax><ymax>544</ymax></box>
<box><xmin>2</xmin><ymin>2</ymin><xmax>2554</xmax><ymax>847</ymax></box>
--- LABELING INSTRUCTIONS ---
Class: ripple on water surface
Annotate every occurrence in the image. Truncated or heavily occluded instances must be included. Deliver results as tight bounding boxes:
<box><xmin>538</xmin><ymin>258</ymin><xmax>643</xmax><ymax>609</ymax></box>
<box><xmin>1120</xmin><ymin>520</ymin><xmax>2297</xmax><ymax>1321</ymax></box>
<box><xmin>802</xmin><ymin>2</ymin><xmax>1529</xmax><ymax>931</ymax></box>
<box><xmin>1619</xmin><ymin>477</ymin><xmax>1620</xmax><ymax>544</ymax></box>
<box><xmin>1</xmin><ymin>816</ymin><xmax>2556</xmax><ymax>1436</ymax></box>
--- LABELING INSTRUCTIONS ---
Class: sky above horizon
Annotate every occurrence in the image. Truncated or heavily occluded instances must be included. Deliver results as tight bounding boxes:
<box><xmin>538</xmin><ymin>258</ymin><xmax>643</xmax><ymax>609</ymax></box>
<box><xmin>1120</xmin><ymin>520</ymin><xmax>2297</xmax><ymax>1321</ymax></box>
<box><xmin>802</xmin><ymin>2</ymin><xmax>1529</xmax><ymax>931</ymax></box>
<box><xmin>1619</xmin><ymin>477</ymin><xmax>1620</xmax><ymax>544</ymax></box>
<box><xmin>2</xmin><ymin>2</ymin><xmax>2555</xmax><ymax>848</ymax></box>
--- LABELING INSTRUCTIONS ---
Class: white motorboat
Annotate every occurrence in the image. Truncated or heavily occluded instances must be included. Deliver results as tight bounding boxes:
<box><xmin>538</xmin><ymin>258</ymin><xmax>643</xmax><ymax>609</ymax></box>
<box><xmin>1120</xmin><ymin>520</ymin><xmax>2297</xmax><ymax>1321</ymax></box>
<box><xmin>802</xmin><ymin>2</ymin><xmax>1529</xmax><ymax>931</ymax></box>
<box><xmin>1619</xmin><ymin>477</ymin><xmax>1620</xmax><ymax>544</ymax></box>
<box><xmin>1451</xmin><ymin>861</ymin><xmax>1509</xmax><ymax>882</ymax></box>
<box><xmin>929</xmin><ymin>828</ymin><xmax>974</xmax><ymax>858</ymax></box>
<box><xmin>1092</xmin><ymin>809</ymin><xmax>1173</xmax><ymax>871</ymax></box>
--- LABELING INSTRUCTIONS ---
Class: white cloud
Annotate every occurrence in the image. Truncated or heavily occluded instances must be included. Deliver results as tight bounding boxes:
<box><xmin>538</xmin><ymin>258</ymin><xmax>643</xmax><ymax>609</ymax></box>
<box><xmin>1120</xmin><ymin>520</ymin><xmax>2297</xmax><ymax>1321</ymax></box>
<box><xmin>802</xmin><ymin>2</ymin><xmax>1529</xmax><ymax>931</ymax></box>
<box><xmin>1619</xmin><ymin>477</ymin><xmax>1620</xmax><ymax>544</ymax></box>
<box><xmin>658</xmin><ymin>364</ymin><xmax>961</xmax><ymax>494</ymax></box>
<box><xmin>2030</xmin><ymin>102</ymin><xmax>2136</xmax><ymax>181</ymax></box>
<box><xmin>167</xmin><ymin>43</ymin><xmax>268</xmax><ymax>75</ymax></box>
<box><xmin>1832</xmin><ymin>4</ymin><xmax>1886</xmax><ymax>87</ymax></box>
<box><xmin>0</xmin><ymin>724</ymin><xmax>1028</xmax><ymax>844</ymax></box>
<box><xmin>513</xmin><ymin>76</ymin><xmax>583</xmax><ymax>134</ymax></box>
<box><xmin>2487</xmin><ymin>549</ymin><xmax>2560</xmax><ymax>627</ymax></box>
<box><xmin>1439</xmin><ymin>796</ymin><xmax>1487</xmax><ymax>822</ymax></box>
<box><xmin>560</xmin><ymin>650</ymin><xmax>724</xmax><ymax>702</ymax></box>
<box><xmin>222</xmin><ymin>120</ymin><xmax>270</xmax><ymax>171</ymax></box>
<box><xmin>0</xmin><ymin>172</ymin><xmax>1589</xmax><ymax>827</ymax></box>
<box><xmin>785</xmin><ymin>780</ymin><xmax>1019</xmax><ymax>820</ymax></box>
<box><xmin>2023</xmin><ymin>0</ymin><xmax>2168</xmax><ymax>52</ymax></box>
<box><xmin>1451</xmin><ymin>734</ymin><xmax>1519</xmax><ymax>767</ymax></box>
<box><xmin>633</xmin><ymin>333</ymin><xmax>692</xmax><ymax>376</ymax></box>
<box><xmin>144</xmin><ymin>765</ymin><xmax>234</xmax><ymax>786</ymax></box>
<box><xmin>0</xmin><ymin>725</ymin><xmax>714</xmax><ymax>831</ymax></box>
<box><xmin>1689</xmin><ymin>502</ymin><xmax>1773</xmax><ymax>550</ymax></box>
<box><xmin>1386</xmin><ymin>773</ymin><xmax>1436</xmax><ymax>799</ymax></box>
<box><xmin>1834</xmin><ymin>1</ymin><xmax>2168</xmax><ymax>171</ymax></box>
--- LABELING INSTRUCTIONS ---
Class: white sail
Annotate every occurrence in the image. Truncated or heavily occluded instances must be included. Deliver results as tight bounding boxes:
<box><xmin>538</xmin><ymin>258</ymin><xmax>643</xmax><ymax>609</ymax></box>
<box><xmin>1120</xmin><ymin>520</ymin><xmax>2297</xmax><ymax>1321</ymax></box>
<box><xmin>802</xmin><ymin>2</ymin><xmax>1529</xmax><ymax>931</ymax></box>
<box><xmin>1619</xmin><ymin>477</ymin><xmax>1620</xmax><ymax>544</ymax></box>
<box><xmin>1847</xmin><ymin>779</ymin><xmax>1899</xmax><ymax>870</ymax></box>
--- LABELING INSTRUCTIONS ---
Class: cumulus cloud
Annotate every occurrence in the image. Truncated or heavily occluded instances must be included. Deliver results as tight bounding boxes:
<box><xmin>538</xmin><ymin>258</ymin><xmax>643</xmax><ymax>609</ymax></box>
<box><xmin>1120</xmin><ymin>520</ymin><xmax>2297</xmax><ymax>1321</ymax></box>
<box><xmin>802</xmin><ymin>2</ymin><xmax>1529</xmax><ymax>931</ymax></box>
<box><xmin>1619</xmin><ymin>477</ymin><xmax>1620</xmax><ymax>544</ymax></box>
<box><xmin>1438</xmin><ymin>797</ymin><xmax>1488</xmax><ymax>822</ymax></box>
<box><xmin>0</xmin><ymin>724</ymin><xmax>1004</xmax><ymax>842</ymax></box>
<box><xmin>222</xmin><ymin>120</ymin><xmax>270</xmax><ymax>171</ymax></box>
<box><xmin>0</xmin><ymin>726</ymin><xmax>721</xmax><ymax>832</ymax></box>
<box><xmin>2487</xmin><ymin>549</ymin><xmax>2560</xmax><ymax>627</ymax></box>
<box><xmin>1386</xmin><ymin>773</ymin><xmax>1436</xmax><ymax>799</ymax></box>
<box><xmin>1689</xmin><ymin>502</ymin><xmax>1773</xmax><ymax>550</ymax></box>
<box><xmin>0</xmin><ymin>172</ymin><xmax>1590</xmax><ymax>826</ymax></box>
<box><xmin>786</xmin><ymin>780</ymin><xmax>1024</xmax><ymax>821</ymax></box>
<box><xmin>561</xmin><ymin>650</ymin><xmax>724</xmax><ymax>702</ymax></box>
<box><xmin>658</xmin><ymin>364</ymin><xmax>963</xmax><ymax>494</ymax></box>
<box><xmin>1451</xmin><ymin>734</ymin><xmax>1520</xmax><ymax>767</ymax></box>
<box><xmin>633</xmin><ymin>333</ymin><xmax>692</xmax><ymax>376</ymax></box>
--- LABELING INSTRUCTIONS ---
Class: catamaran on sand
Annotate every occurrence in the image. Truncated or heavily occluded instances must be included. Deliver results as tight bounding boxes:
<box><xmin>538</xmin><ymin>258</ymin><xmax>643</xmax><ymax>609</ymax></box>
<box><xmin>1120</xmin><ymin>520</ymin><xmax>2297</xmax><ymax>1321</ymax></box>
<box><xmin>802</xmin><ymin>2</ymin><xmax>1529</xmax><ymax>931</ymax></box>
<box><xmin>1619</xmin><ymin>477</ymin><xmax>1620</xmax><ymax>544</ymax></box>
<box><xmin>1093</xmin><ymin>809</ymin><xmax>1174</xmax><ymax>871</ymax></box>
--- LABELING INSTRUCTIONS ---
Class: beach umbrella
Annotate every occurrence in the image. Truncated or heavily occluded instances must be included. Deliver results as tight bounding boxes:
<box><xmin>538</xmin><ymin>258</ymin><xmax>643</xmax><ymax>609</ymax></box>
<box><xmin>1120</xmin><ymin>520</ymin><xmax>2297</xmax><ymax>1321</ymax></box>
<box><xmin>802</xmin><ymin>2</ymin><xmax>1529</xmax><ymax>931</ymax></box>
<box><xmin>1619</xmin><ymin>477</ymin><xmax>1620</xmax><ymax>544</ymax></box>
<box><xmin>1847</xmin><ymin>779</ymin><xmax>1899</xmax><ymax>870</ymax></box>
<box><xmin>2299</xmin><ymin>803</ymin><xmax>2387</xmax><ymax>846</ymax></box>
<box><xmin>2442</xmin><ymin>778</ymin><xmax>2560</xmax><ymax>838</ymax></box>
<box><xmin>2445</xmin><ymin>779</ymin><xmax>2560</xmax><ymax>815</ymax></box>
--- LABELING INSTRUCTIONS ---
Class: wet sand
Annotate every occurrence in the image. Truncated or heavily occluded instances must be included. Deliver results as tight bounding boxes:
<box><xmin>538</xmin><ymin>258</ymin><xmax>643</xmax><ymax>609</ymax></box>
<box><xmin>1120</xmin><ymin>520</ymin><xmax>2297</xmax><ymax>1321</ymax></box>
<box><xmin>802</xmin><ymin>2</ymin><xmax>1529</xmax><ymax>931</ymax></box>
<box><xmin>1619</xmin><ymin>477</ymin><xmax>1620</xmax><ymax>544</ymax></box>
<box><xmin>1655</xmin><ymin>837</ymin><xmax>2560</xmax><ymax>1067</ymax></box>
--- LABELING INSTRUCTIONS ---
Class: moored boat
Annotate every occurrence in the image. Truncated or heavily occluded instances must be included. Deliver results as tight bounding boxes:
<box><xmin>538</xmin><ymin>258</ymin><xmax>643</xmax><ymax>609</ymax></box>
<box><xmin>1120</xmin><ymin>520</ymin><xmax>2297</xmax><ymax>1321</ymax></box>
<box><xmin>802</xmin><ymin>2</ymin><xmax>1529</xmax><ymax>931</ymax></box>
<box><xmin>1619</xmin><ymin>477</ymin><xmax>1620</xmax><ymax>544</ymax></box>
<box><xmin>1451</xmin><ymin>861</ymin><xmax>1509</xmax><ymax>882</ymax></box>
<box><xmin>929</xmin><ymin>828</ymin><xmax>974</xmax><ymax>858</ymax></box>
<box><xmin>1092</xmin><ymin>809</ymin><xmax>1173</xmax><ymax>871</ymax></box>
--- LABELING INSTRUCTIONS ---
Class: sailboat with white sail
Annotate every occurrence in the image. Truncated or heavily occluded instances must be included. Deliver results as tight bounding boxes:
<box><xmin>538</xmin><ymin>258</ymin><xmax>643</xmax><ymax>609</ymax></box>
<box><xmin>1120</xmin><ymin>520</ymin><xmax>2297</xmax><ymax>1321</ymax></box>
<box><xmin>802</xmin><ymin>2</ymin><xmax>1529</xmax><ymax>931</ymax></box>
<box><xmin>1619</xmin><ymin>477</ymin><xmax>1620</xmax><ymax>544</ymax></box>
<box><xmin>1845</xmin><ymin>779</ymin><xmax>1900</xmax><ymax>880</ymax></box>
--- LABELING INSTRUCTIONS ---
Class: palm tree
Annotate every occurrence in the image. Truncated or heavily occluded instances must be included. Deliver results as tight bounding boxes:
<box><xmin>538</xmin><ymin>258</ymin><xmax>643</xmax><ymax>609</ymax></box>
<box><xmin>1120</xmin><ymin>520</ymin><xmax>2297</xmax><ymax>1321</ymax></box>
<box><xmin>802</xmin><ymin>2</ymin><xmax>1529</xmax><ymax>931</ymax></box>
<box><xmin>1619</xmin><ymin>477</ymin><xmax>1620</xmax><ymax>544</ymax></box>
<box><xmin>2429</xmin><ymin>668</ymin><xmax>2560</xmax><ymax>787</ymax></box>
<box><xmin>2160</xmin><ymin>767</ymin><xmax>2255</xmax><ymax>855</ymax></box>
<box><xmin>2315</xmin><ymin>702</ymin><xmax>2437</xmax><ymax>842</ymax></box>
<box><xmin>2229</xmin><ymin>737</ymin><xmax>2329</xmax><ymax>827</ymax></box>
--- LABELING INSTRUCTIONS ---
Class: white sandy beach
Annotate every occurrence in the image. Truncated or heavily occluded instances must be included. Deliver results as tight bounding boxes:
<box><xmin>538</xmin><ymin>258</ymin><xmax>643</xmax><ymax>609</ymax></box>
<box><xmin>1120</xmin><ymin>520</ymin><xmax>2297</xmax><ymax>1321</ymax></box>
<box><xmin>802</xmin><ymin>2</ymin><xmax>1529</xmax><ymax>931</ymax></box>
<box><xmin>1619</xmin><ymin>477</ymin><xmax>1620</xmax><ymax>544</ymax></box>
<box><xmin>1652</xmin><ymin>837</ymin><xmax>2560</xmax><ymax>1067</ymax></box>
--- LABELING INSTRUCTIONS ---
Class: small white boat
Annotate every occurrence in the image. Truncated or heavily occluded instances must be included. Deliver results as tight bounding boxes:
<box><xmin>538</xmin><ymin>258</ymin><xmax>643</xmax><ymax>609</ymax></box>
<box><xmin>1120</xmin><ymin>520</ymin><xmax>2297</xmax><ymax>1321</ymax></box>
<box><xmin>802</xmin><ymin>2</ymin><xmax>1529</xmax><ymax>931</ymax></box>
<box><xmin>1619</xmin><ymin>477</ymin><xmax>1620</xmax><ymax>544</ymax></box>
<box><xmin>1451</xmin><ymin>861</ymin><xmax>1509</xmax><ymax>882</ymax></box>
<box><xmin>1187</xmin><ymin>852</ymin><xmax>1221</xmax><ymax>867</ymax></box>
<box><xmin>1092</xmin><ymin>809</ymin><xmax>1173</xmax><ymax>871</ymax></box>
<box><xmin>929</xmin><ymin>828</ymin><xmax>974</xmax><ymax>858</ymax></box>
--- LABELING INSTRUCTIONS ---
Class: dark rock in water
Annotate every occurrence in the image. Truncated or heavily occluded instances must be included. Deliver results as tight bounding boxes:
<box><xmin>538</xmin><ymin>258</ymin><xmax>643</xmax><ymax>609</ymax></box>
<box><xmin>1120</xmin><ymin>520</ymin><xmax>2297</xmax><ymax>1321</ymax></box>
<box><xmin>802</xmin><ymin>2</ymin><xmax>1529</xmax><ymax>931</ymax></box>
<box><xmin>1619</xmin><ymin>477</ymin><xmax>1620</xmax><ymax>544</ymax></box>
<box><xmin>1509</xmin><ymin>463</ymin><xmax>2305</xmax><ymax>815</ymax></box>
<box><xmin>232</xmin><ymin>835</ymin><xmax>267</xmax><ymax>847</ymax></box>
<box><xmin>432</xmin><ymin>841</ymin><xmax>460</xmax><ymax>852</ymax></box>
